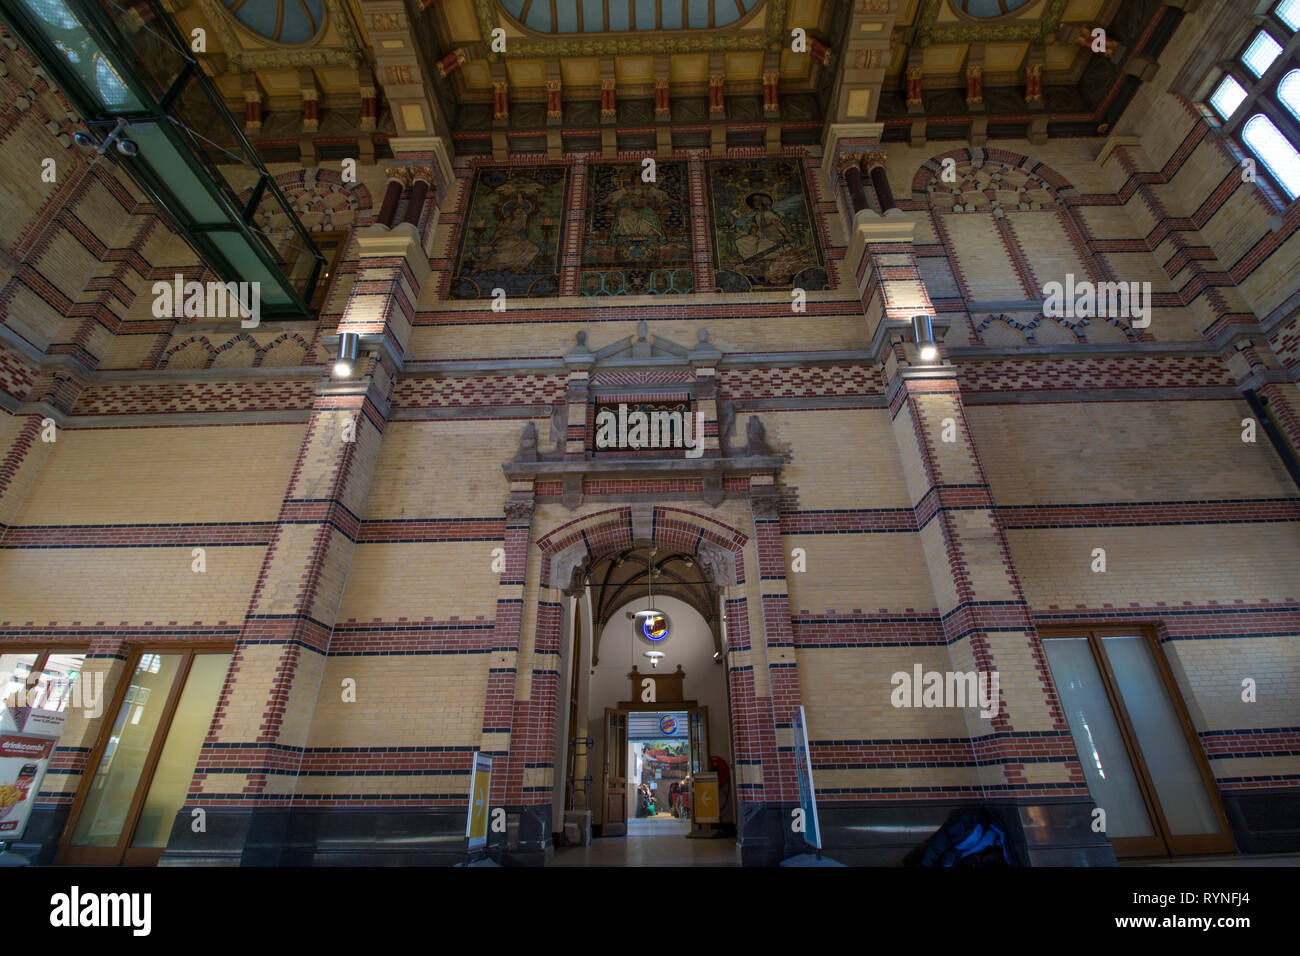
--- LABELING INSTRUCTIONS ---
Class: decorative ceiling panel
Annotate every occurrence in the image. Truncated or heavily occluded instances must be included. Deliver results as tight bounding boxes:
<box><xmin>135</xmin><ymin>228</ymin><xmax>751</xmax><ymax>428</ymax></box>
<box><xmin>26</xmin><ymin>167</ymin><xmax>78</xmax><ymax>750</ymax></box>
<box><xmin>466</xmin><ymin>0</ymin><xmax>789</xmax><ymax>57</ymax></box>
<box><xmin>221</xmin><ymin>0</ymin><xmax>325</xmax><ymax>45</ymax></box>
<box><xmin>497</xmin><ymin>0</ymin><xmax>762</xmax><ymax>34</ymax></box>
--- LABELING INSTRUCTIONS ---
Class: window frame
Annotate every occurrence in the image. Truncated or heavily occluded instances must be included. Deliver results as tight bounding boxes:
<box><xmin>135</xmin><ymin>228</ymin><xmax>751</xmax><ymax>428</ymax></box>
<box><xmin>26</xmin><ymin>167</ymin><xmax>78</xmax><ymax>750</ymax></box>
<box><xmin>1199</xmin><ymin>2</ymin><xmax>1300</xmax><ymax>207</ymax></box>
<box><xmin>56</xmin><ymin>643</ymin><xmax>235</xmax><ymax>867</ymax></box>
<box><xmin>1039</xmin><ymin>625</ymin><xmax>1236</xmax><ymax>858</ymax></box>
<box><xmin>2</xmin><ymin>643</ymin><xmax>91</xmax><ymax>711</ymax></box>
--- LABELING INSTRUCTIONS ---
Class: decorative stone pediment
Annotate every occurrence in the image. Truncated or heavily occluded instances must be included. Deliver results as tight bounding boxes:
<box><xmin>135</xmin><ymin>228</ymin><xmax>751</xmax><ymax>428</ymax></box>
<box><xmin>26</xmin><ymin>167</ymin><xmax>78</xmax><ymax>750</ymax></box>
<box><xmin>564</xmin><ymin>322</ymin><xmax>722</xmax><ymax>369</ymax></box>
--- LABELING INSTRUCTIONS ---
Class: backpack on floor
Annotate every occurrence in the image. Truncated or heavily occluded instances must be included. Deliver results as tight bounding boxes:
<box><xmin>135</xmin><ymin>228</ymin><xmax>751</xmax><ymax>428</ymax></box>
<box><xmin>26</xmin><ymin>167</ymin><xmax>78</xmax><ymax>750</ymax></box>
<box><xmin>918</xmin><ymin>808</ymin><xmax>1013</xmax><ymax>867</ymax></box>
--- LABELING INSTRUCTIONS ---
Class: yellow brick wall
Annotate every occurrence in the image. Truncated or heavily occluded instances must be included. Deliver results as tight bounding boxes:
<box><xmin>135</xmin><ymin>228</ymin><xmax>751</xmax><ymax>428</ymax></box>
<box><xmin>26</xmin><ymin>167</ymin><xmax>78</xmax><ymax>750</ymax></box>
<box><xmin>0</xmin><ymin>545</ymin><xmax>263</xmax><ymax>625</ymax></box>
<box><xmin>1164</xmin><ymin>637</ymin><xmax>1300</xmax><ymax>732</ymax></box>
<box><xmin>336</xmin><ymin>541</ymin><xmax>501</xmax><ymax>623</ymax></box>
<box><xmin>14</xmin><ymin>424</ymin><xmax>306</xmax><ymax>525</ymax></box>
<box><xmin>407</xmin><ymin>315</ymin><xmax>871</xmax><ymax>362</ymax></box>
<box><xmin>306</xmin><ymin>655</ymin><xmax>488</xmax><ymax>748</ymax></box>
<box><xmin>766</xmin><ymin>409</ymin><xmax>912</xmax><ymax>509</ymax></box>
<box><xmin>365</xmin><ymin>419</ymin><xmax>542</xmax><ymax>519</ymax></box>
<box><xmin>1008</xmin><ymin>523</ymin><xmax>1300</xmax><ymax>608</ymax></box>
<box><xmin>785</xmin><ymin>532</ymin><xmax>933</xmax><ymax>614</ymax></box>
<box><xmin>796</xmin><ymin>646</ymin><xmax>969</xmax><ymax>739</ymax></box>
<box><xmin>967</xmin><ymin>401</ymin><xmax>1294</xmax><ymax>504</ymax></box>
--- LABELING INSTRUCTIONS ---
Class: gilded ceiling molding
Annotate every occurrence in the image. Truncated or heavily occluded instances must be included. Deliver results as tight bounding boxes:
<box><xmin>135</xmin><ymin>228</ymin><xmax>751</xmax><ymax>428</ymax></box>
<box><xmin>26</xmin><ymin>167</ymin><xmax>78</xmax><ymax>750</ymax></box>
<box><xmin>468</xmin><ymin>0</ymin><xmax>792</xmax><ymax>58</ymax></box>
<box><xmin>197</xmin><ymin>0</ymin><xmax>364</xmax><ymax>69</ymax></box>
<box><xmin>915</xmin><ymin>0</ymin><xmax>1070</xmax><ymax>45</ymax></box>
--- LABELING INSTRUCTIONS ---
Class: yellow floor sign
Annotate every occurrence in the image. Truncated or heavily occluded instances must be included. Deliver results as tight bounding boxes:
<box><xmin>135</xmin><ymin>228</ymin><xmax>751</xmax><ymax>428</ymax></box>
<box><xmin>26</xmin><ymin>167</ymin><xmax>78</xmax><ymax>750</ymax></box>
<box><xmin>693</xmin><ymin>773</ymin><xmax>719</xmax><ymax>824</ymax></box>
<box><xmin>467</xmin><ymin>753</ymin><xmax>492</xmax><ymax>850</ymax></box>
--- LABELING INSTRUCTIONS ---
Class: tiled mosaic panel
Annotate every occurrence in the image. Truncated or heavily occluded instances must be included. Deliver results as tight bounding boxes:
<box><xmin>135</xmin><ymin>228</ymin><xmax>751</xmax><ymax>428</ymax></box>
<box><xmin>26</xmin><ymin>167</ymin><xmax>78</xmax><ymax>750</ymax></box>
<box><xmin>451</xmin><ymin>165</ymin><xmax>570</xmax><ymax>299</ymax></box>
<box><xmin>580</xmin><ymin>161</ymin><xmax>693</xmax><ymax>295</ymax></box>
<box><xmin>705</xmin><ymin>157</ymin><xmax>827</xmax><ymax>293</ymax></box>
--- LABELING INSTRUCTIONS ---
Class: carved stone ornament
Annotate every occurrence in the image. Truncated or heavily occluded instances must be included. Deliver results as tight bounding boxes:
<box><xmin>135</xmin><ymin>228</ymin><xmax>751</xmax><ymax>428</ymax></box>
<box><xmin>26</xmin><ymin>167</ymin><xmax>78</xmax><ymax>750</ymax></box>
<box><xmin>562</xmin><ymin>473</ymin><xmax>583</xmax><ymax>510</ymax></box>
<box><xmin>697</xmin><ymin>542</ymin><xmax>738</xmax><ymax>588</ymax></box>
<box><xmin>514</xmin><ymin>422</ymin><xmax>539</xmax><ymax>462</ymax></box>
<box><xmin>504</xmin><ymin>498</ymin><xmax>535</xmax><ymax>521</ymax></box>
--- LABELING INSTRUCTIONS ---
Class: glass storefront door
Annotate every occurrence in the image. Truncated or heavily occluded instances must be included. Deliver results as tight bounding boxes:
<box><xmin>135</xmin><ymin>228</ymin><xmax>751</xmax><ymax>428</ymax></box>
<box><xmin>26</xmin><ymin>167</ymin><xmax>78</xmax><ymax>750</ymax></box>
<box><xmin>1042</xmin><ymin>628</ymin><xmax>1234</xmax><ymax>857</ymax></box>
<box><xmin>59</xmin><ymin>647</ymin><xmax>231</xmax><ymax>865</ymax></box>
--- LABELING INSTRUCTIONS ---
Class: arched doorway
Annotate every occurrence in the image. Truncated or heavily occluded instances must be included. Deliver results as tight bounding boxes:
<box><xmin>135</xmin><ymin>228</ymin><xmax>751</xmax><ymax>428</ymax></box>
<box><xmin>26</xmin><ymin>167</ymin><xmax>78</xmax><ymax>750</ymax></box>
<box><xmin>561</xmin><ymin>563</ymin><xmax>735</xmax><ymax>837</ymax></box>
<box><xmin>530</xmin><ymin>505</ymin><xmax>777</xmax><ymax>865</ymax></box>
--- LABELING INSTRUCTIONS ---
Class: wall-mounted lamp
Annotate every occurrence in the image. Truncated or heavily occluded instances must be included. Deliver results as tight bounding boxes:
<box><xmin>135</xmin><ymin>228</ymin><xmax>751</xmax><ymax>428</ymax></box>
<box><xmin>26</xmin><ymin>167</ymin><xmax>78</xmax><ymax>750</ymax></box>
<box><xmin>911</xmin><ymin>314</ymin><xmax>938</xmax><ymax>362</ymax></box>
<box><xmin>73</xmin><ymin>118</ymin><xmax>136</xmax><ymax>156</ymax></box>
<box><xmin>334</xmin><ymin>331</ymin><xmax>359</xmax><ymax>377</ymax></box>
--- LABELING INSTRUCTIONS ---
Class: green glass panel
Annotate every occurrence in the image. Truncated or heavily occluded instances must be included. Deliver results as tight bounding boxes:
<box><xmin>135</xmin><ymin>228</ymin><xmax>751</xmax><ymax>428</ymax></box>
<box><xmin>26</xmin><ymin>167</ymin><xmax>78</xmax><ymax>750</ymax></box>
<box><xmin>128</xmin><ymin>122</ymin><xmax>228</xmax><ymax>223</ymax></box>
<box><xmin>208</xmin><ymin>231</ymin><xmax>295</xmax><ymax>307</ymax></box>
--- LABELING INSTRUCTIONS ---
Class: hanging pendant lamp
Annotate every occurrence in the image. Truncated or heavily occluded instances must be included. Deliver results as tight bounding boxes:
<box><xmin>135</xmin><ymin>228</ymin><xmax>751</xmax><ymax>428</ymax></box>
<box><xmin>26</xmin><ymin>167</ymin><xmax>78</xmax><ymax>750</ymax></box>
<box><xmin>632</xmin><ymin>549</ymin><xmax>671</xmax><ymax>665</ymax></box>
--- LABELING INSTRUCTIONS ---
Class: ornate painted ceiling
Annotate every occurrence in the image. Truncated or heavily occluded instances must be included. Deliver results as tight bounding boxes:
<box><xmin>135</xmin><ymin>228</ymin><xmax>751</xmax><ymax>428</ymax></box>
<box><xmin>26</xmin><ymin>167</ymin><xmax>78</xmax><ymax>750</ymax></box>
<box><xmin>220</xmin><ymin>0</ymin><xmax>326</xmax><ymax>44</ymax></box>
<box><xmin>497</xmin><ymin>0</ymin><xmax>764</xmax><ymax>33</ymax></box>
<box><xmin>156</xmin><ymin>0</ymin><xmax>1184</xmax><ymax>163</ymax></box>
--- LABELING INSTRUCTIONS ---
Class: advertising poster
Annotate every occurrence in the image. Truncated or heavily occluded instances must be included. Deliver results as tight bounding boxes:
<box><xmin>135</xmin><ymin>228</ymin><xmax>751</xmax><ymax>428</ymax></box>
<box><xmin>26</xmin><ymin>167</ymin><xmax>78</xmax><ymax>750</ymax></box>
<box><xmin>0</xmin><ymin>706</ymin><xmax>67</xmax><ymax>839</ymax></box>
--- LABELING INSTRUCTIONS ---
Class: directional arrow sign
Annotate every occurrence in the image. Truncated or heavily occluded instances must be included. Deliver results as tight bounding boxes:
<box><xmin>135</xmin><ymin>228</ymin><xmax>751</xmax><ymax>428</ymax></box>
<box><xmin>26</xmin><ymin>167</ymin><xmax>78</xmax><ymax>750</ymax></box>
<box><xmin>693</xmin><ymin>773</ymin><xmax>719</xmax><ymax>824</ymax></box>
<box><xmin>466</xmin><ymin>752</ymin><xmax>492</xmax><ymax>850</ymax></box>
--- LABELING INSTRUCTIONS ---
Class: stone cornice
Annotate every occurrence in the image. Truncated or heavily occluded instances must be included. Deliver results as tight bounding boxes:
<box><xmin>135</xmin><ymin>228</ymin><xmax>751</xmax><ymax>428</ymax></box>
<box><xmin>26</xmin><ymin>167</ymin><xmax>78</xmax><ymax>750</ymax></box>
<box><xmin>503</xmin><ymin>455</ymin><xmax>783</xmax><ymax>479</ymax></box>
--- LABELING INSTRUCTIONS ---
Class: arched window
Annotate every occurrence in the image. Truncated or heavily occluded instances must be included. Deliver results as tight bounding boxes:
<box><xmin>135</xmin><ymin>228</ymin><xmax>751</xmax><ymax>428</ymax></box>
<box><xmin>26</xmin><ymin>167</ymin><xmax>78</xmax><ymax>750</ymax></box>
<box><xmin>1243</xmin><ymin>115</ymin><xmax>1300</xmax><ymax>198</ymax></box>
<box><xmin>1202</xmin><ymin>1</ymin><xmax>1300</xmax><ymax>205</ymax></box>
<box><xmin>1280</xmin><ymin>68</ymin><xmax>1300</xmax><ymax>121</ymax></box>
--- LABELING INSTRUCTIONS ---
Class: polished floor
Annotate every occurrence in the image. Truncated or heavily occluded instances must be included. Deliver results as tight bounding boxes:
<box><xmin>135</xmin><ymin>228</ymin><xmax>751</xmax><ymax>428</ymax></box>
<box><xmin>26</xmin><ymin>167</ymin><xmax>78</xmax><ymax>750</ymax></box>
<box><xmin>550</xmin><ymin>818</ymin><xmax>738</xmax><ymax>867</ymax></box>
<box><xmin>1121</xmin><ymin>853</ymin><xmax>1300</xmax><ymax>867</ymax></box>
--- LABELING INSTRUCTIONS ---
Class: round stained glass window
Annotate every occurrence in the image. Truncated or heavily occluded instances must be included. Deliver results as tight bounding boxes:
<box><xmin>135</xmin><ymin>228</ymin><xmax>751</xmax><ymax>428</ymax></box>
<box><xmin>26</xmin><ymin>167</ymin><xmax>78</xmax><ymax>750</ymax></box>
<box><xmin>951</xmin><ymin>0</ymin><xmax>1035</xmax><ymax>18</ymax></box>
<box><xmin>221</xmin><ymin>0</ymin><xmax>325</xmax><ymax>44</ymax></box>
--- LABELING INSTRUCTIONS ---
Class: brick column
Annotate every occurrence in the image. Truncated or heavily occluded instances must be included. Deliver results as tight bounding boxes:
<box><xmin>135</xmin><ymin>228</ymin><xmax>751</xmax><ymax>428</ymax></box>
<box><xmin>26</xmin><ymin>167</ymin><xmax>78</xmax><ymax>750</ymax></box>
<box><xmin>853</xmin><ymin>214</ymin><xmax>1097</xmax><ymax>863</ymax></box>
<box><xmin>687</xmin><ymin>157</ymin><xmax>713</xmax><ymax>293</ymax></box>
<box><xmin>162</xmin><ymin>217</ymin><xmax>429</xmax><ymax>866</ymax></box>
<box><xmin>1226</xmin><ymin>341</ymin><xmax>1300</xmax><ymax>469</ymax></box>
<box><xmin>1097</xmin><ymin>137</ymin><xmax>1258</xmax><ymax>342</ymax></box>
<box><xmin>0</xmin><ymin>367</ymin><xmax>82</xmax><ymax>538</ymax></box>
<box><xmin>749</xmin><ymin>481</ymin><xmax>804</xmax><ymax>821</ymax></box>
<box><xmin>883</xmin><ymin>346</ymin><xmax>1093</xmax><ymax>839</ymax></box>
<box><xmin>480</xmin><ymin>489</ymin><xmax>543</xmax><ymax>861</ymax></box>
<box><xmin>559</xmin><ymin>156</ymin><xmax>587</xmax><ymax>296</ymax></box>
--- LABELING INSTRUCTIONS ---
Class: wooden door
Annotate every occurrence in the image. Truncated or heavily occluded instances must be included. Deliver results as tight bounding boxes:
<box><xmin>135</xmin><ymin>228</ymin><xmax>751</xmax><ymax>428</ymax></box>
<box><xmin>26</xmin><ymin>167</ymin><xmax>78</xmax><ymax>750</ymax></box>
<box><xmin>601</xmin><ymin>708</ymin><xmax>627</xmax><ymax>837</ymax></box>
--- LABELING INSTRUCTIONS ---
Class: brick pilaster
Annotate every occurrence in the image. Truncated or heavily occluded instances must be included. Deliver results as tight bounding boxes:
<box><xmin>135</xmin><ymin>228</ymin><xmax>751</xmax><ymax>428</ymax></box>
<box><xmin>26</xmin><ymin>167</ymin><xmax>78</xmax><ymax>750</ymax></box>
<box><xmin>885</xmin><ymin>352</ymin><xmax>1087</xmax><ymax>799</ymax></box>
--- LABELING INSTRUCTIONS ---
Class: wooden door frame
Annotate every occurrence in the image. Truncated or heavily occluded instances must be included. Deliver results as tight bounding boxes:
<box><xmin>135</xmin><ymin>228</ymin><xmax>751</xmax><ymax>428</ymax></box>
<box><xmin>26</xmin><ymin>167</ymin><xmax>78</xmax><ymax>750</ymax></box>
<box><xmin>601</xmin><ymin>707</ymin><xmax>628</xmax><ymax>836</ymax></box>
<box><xmin>1040</xmin><ymin>626</ymin><xmax>1235</xmax><ymax>857</ymax></box>
<box><xmin>56</xmin><ymin>644</ymin><xmax>233</xmax><ymax>866</ymax></box>
<box><xmin>688</xmin><ymin>705</ymin><xmax>710</xmax><ymax>773</ymax></box>
<box><xmin>2</xmin><ymin>643</ymin><xmax>91</xmax><ymax>703</ymax></box>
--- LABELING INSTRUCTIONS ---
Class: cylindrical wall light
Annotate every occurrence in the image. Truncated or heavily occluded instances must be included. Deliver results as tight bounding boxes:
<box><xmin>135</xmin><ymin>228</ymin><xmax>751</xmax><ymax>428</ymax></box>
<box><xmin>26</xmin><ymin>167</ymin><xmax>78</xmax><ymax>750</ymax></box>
<box><xmin>911</xmin><ymin>314</ymin><xmax>938</xmax><ymax>362</ymax></box>
<box><xmin>334</xmin><ymin>331</ymin><xmax>359</xmax><ymax>377</ymax></box>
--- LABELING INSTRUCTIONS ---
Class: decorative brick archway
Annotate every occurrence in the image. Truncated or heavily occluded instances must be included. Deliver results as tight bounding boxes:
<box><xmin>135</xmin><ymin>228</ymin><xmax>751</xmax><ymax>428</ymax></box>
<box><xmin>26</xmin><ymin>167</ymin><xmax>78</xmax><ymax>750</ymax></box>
<box><xmin>489</xmin><ymin>501</ymin><xmax>802</xmax><ymax>864</ymax></box>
